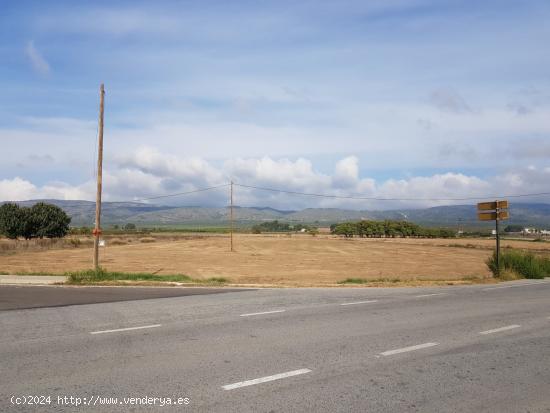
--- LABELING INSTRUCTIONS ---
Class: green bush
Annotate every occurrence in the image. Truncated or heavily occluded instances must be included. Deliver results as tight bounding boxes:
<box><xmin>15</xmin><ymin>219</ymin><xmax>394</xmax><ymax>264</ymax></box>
<box><xmin>0</xmin><ymin>203</ymin><xmax>25</xmax><ymax>239</ymax></box>
<box><xmin>0</xmin><ymin>202</ymin><xmax>70</xmax><ymax>239</ymax></box>
<box><xmin>338</xmin><ymin>278</ymin><xmax>369</xmax><ymax>284</ymax></box>
<box><xmin>540</xmin><ymin>256</ymin><xmax>550</xmax><ymax>274</ymax></box>
<box><xmin>486</xmin><ymin>250</ymin><xmax>550</xmax><ymax>279</ymax></box>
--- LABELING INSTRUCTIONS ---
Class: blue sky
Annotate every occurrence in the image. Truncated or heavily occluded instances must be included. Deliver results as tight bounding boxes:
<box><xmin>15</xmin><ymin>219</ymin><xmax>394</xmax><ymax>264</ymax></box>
<box><xmin>1</xmin><ymin>0</ymin><xmax>549</xmax><ymax>209</ymax></box>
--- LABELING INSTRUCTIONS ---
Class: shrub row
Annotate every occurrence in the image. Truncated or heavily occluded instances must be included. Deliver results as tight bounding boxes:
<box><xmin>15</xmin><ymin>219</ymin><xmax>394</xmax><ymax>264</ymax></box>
<box><xmin>330</xmin><ymin>220</ymin><xmax>456</xmax><ymax>238</ymax></box>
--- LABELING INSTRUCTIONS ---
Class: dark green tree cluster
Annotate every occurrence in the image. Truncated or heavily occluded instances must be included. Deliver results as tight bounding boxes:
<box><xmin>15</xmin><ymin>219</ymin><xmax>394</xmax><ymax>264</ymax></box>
<box><xmin>503</xmin><ymin>225</ymin><xmax>524</xmax><ymax>233</ymax></box>
<box><xmin>123</xmin><ymin>223</ymin><xmax>137</xmax><ymax>231</ymax></box>
<box><xmin>0</xmin><ymin>202</ymin><xmax>71</xmax><ymax>239</ymax></box>
<box><xmin>251</xmin><ymin>220</ymin><xmax>312</xmax><ymax>234</ymax></box>
<box><xmin>330</xmin><ymin>220</ymin><xmax>456</xmax><ymax>238</ymax></box>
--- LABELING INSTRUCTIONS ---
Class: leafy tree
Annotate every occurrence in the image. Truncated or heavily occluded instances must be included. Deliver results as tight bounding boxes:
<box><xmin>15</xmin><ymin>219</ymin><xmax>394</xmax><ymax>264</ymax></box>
<box><xmin>20</xmin><ymin>207</ymin><xmax>37</xmax><ymax>240</ymax></box>
<box><xmin>0</xmin><ymin>203</ymin><xmax>24</xmax><ymax>239</ymax></box>
<box><xmin>0</xmin><ymin>202</ymin><xmax>71</xmax><ymax>239</ymax></box>
<box><xmin>333</xmin><ymin>222</ymin><xmax>356</xmax><ymax>237</ymax></box>
<box><xmin>27</xmin><ymin>202</ymin><xmax>71</xmax><ymax>239</ymax></box>
<box><xmin>124</xmin><ymin>223</ymin><xmax>137</xmax><ymax>231</ymax></box>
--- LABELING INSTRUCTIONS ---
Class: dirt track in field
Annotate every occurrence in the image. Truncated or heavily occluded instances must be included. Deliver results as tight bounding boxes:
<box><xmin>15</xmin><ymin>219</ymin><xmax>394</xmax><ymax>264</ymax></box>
<box><xmin>3</xmin><ymin>234</ymin><xmax>539</xmax><ymax>286</ymax></box>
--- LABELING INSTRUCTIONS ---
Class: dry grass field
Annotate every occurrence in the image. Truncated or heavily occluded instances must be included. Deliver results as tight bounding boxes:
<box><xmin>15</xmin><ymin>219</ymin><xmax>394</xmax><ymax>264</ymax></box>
<box><xmin>4</xmin><ymin>234</ymin><xmax>548</xmax><ymax>286</ymax></box>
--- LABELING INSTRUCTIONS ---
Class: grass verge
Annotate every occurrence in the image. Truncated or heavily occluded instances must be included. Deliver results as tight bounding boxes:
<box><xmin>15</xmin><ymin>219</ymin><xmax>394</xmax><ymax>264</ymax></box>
<box><xmin>65</xmin><ymin>268</ymin><xmax>229</xmax><ymax>285</ymax></box>
<box><xmin>338</xmin><ymin>277</ymin><xmax>401</xmax><ymax>284</ymax></box>
<box><xmin>486</xmin><ymin>249</ymin><xmax>550</xmax><ymax>279</ymax></box>
<box><xmin>335</xmin><ymin>277</ymin><xmax>493</xmax><ymax>286</ymax></box>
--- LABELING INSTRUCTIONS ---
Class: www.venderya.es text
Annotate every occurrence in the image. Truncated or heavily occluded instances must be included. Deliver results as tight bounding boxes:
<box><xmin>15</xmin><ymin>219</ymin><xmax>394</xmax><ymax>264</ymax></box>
<box><xmin>10</xmin><ymin>395</ymin><xmax>190</xmax><ymax>408</ymax></box>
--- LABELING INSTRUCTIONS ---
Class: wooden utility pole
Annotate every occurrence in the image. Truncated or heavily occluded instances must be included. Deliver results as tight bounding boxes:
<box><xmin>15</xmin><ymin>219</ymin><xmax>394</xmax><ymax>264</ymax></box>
<box><xmin>93</xmin><ymin>84</ymin><xmax>105</xmax><ymax>270</ymax></box>
<box><xmin>230</xmin><ymin>180</ymin><xmax>234</xmax><ymax>252</ymax></box>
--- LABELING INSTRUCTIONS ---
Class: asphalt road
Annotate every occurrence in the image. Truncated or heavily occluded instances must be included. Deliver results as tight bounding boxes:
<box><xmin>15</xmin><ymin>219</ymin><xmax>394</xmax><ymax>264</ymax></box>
<box><xmin>1</xmin><ymin>280</ymin><xmax>550</xmax><ymax>412</ymax></box>
<box><xmin>0</xmin><ymin>285</ymin><xmax>251</xmax><ymax>311</ymax></box>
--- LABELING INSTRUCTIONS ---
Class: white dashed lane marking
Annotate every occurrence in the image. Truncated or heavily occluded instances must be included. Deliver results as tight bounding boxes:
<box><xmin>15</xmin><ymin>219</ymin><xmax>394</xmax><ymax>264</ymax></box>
<box><xmin>479</xmin><ymin>325</ymin><xmax>521</xmax><ymax>335</ymax></box>
<box><xmin>222</xmin><ymin>369</ymin><xmax>312</xmax><ymax>390</ymax></box>
<box><xmin>380</xmin><ymin>342</ymin><xmax>439</xmax><ymax>356</ymax></box>
<box><xmin>415</xmin><ymin>293</ymin><xmax>448</xmax><ymax>298</ymax></box>
<box><xmin>90</xmin><ymin>324</ymin><xmax>162</xmax><ymax>335</ymax></box>
<box><xmin>340</xmin><ymin>300</ymin><xmax>378</xmax><ymax>306</ymax></box>
<box><xmin>240</xmin><ymin>310</ymin><xmax>286</xmax><ymax>317</ymax></box>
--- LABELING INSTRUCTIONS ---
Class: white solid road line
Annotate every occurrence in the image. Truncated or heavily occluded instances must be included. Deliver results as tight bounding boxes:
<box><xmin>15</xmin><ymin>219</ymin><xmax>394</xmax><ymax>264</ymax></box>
<box><xmin>479</xmin><ymin>324</ymin><xmax>521</xmax><ymax>335</ymax></box>
<box><xmin>90</xmin><ymin>324</ymin><xmax>162</xmax><ymax>335</ymax></box>
<box><xmin>380</xmin><ymin>342</ymin><xmax>439</xmax><ymax>356</ymax></box>
<box><xmin>483</xmin><ymin>281</ymin><xmax>550</xmax><ymax>291</ymax></box>
<box><xmin>415</xmin><ymin>293</ymin><xmax>448</xmax><ymax>298</ymax></box>
<box><xmin>340</xmin><ymin>300</ymin><xmax>378</xmax><ymax>306</ymax></box>
<box><xmin>483</xmin><ymin>283</ymin><xmax>535</xmax><ymax>291</ymax></box>
<box><xmin>240</xmin><ymin>310</ymin><xmax>286</xmax><ymax>317</ymax></box>
<box><xmin>222</xmin><ymin>369</ymin><xmax>312</xmax><ymax>390</ymax></box>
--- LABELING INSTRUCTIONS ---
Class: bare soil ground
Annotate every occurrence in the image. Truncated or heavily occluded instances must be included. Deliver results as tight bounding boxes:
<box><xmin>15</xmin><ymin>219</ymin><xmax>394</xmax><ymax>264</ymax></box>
<box><xmin>4</xmin><ymin>234</ymin><xmax>546</xmax><ymax>286</ymax></box>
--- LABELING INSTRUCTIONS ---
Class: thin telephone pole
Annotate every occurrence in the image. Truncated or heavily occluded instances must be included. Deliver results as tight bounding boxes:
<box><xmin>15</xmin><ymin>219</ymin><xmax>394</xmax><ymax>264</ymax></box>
<box><xmin>230</xmin><ymin>180</ymin><xmax>234</xmax><ymax>252</ymax></box>
<box><xmin>93</xmin><ymin>84</ymin><xmax>105</xmax><ymax>270</ymax></box>
<box><xmin>495</xmin><ymin>200</ymin><xmax>500</xmax><ymax>274</ymax></box>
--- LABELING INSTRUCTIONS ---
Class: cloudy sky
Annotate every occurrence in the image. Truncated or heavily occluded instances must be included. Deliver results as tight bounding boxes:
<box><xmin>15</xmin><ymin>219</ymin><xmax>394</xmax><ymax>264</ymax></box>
<box><xmin>1</xmin><ymin>0</ymin><xmax>549</xmax><ymax>210</ymax></box>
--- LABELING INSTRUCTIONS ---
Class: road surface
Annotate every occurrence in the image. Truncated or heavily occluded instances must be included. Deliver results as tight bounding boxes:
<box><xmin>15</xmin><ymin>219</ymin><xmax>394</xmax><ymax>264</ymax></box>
<box><xmin>1</xmin><ymin>280</ymin><xmax>550</xmax><ymax>412</ymax></box>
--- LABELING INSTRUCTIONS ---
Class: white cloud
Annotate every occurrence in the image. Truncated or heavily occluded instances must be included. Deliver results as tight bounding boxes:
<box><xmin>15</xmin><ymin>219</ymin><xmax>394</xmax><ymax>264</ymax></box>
<box><xmin>226</xmin><ymin>156</ymin><xmax>329</xmax><ymax>189</ymax></box>
<box><xmin>0</xmin><ymin>177</ymin><xmax>92</xmax><ymax>201</ymax></box>
<box><xmin>0</xmin><ymin>177</ymin><xmax>40</xmax><ymax>201</ymax></box>
<box><xmin>2</xmin><ymin>149</ymin><xmax>549</xmax><ymax>209</ymax></box>
<box><xmin>333</xmin><ymin>156</ymin><xmax>359</xmax><ymax>188</ymax></box>
<box><xmin>25</xmin><ymin>41</ymin><xmax>50</xmax><ymax>75</ymax></box>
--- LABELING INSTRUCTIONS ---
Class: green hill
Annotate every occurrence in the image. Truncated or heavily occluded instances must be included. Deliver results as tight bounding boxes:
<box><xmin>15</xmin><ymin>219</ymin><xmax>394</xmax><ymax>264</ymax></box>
<box><xmin>2</xmin><ymin>200</ymin><xmax>549</xmax><ymax>229</ymax></box>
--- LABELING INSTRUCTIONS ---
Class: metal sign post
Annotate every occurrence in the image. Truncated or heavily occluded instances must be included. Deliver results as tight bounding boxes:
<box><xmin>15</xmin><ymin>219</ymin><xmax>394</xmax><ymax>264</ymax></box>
<box><xmin>477</xmin><ymin>200</ymin><xmax>509</xmax><ymax>275</ymax></box>
<box><xmin>496</xmin><ymin>202</ymin><xmax>500</xmax><ymax>272</ymax></box>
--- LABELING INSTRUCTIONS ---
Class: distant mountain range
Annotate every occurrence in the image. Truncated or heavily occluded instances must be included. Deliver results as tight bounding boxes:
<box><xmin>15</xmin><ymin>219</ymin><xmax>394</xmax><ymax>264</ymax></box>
<box><xmin>4</xmin><ymin>199</ymin><xmax>550</xmax><ymax>229</ymax></box>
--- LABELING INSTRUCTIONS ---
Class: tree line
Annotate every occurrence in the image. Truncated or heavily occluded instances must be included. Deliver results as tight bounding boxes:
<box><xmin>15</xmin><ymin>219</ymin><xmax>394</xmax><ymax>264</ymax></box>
<box><xmin>70</xmin><ymin>223</ymin><xmax>137</xmax><ymax>235</ymax></box>
<box><xmin>330</xmin><ymin>220</ymin><xmax>456</xmax><ymax>238</ymax></box>
<box><xmin>251</xmin><ymin>220</ymin><xmax>313</xmax><ymax>233</ymax></box>
<box><xmin>0</xmin><ymin>202</ymin><xmax>71</xmax><ymax>239</ymax></box>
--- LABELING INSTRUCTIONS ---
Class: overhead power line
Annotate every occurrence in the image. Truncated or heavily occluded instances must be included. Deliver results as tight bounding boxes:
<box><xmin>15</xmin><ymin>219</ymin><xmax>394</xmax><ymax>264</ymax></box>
<box><xmin>124</xmin><ymin>182</ymin><xmax>550</xmax><ymax>204</ymax></box>
<box><xmin>233</xmin><ymin>183</ymin><xmax>550</xmax><ymax>202</ymax></box>
<box><xmin>132</xmin><ymin>184</ymin><xmax>230</xmax><ymax>202</ymax></box>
